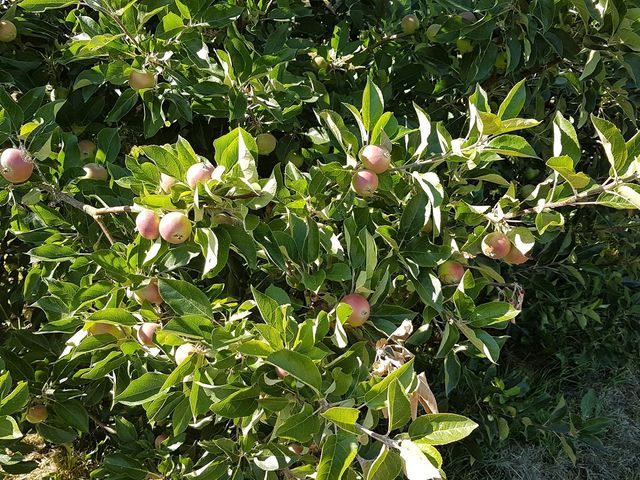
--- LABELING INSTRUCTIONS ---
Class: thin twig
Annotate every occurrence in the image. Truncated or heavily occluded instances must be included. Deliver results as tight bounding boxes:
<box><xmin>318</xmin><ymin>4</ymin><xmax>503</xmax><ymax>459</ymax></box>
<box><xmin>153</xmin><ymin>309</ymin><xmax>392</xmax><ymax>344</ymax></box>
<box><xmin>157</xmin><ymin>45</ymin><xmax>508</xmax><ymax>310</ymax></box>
<box><xmin>89</xmin><ymin>414</ymin><xmax>116</xmax><ymax>435</ymax></box>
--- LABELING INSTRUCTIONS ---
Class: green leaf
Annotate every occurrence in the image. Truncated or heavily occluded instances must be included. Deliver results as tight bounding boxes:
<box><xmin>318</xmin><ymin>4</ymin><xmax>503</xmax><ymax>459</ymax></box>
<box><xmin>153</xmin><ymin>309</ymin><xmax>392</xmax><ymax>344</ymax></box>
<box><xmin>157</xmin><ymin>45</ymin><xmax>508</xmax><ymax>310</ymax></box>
<box><xmin>409</xmin><ymin>413</ymin><xmax>478</xmax><ymax>445</ymax></box>
<box><xmin>28</xmin><ymin>245</ymin><xmax>77</xmax><ymax>262</ymax></box>
<box><xmin>553</xmin><ymin>111</ymin><xmax>580</xmax><ymax>163</ymax></box>
<box><xmin>546</xmin><ymin>156</ymin><xmax>591</xmax><ymax>189</ymax></box>
<box><xmin>105</xmin><ymin>89</ymin><xmax>138</xmax><ymax>123</ymax></box>
<box><xmin>274</xmin><ymin>403</ymin><xmax>323</xmax><ymax>441</ymax></box>
<box><xmin>387</xmin><ymin>379</ymin><xmax>411</xmax><ymax>432</ymax></box>
<box><xmin>195</xmin><ymin>228</ymin><xmax>229</xmax><ymax>277</ymax></box>
<box><xmin>95</xmin><ymin>128</ymin><xmax>121</xmax><ymax>164</ymax></box>
<box><xmin>485</xmin><ymin>135</ymin><xmax>537</xmax><ymax>158</ymax></box>
<box><xmin>19</xmin><ymin>0</ymin><xmax>74</xmax><ymax>11</ymax></box>
<box><xmin>535</xmin><ymin>211</ymin><xmax>565</xmax><ymax>234</ymax></box>
<box><xmin>399</xmin><ymin>440</ymin><xmax>441</xmax><ymax>480</ymax></box>
<box><xmin>115</xmin><ymin>373</ymin><xmax>168</xmax><ymax>406</ymax></box>
<box><xmin>251</xmin><ymin>286</ymin><xmax>283</xmax><ymax>328</ymax></box>
<box><xmin>598</xmin><ymin>183</ymin><xmax>640</xmax><ymax>209</ymax></box>
<box><xmin>497</xmin><ymin>79</ymin><xmax>526</xmax><ymax>119</ymax></box>
<box><xmin>0</xmin><ymin>382</ymin><xmax>29</xmax><ymax>416</ymax></box>
<box><xmin>266</xmin><ymin>350</ymin><xmax>322</xmax><ymax>392</ymax></box>
<box><xmin>470</xmin><ymin>302</ymin><xmax>520</xmax><ymax>327</ymax></box>
<box><xmin>158</xmin><ymin>278</ymin><xmax>212</xmax><ymax>317</ymax></box>
<box><xmin>52</xmin><ymin>399</ymin><xmax>89</xmax><ymax>433</ymax></box>
<box><xmin>457</xmin><ymin>323</ymin><xmax>501</xmax><ymax>363</ymax></box>
<box><xmin>412</xmin><ymin>103</ymin><xmax>431</xmax><ymax>160</ymax></box>
<box><xmin>591</xmin><ymin>115</ymin><xmax>628</xmax><ymax>175</ymax></box>
<box><xmin>435</xmin><ymin>322</ymin><xmax>459</xmax><ymax>358</ymax></box>
<box><xmin>0</xmin><ymin>415</ymin><xmax>21</xmax><ymax>440</ymax></box>
<box><xmin>209</xmin><ymin>385</ymin><xmax>259</xmax><ymax>418</ymax></box>
<box><xmin>362</xmin><ymin>77</ymin><xmax>384</xmax><ymax>133</ymax></box>
<box><xmin>321</xmin><ymin>407</ymin><xmax>360</xmax><ymax>435</ymax></box>
<box><xmin>365</xmin><ymin>359</ymin><xmax>414</xmax><ymax>409</ymax></box>
<box><xmin>87</xmin><ymin>308</ymin><xmax>136</xmax><ymax>326</ymax></box>
<box><xmin>367</xmin><ymin>446</ymin><xmax>402</xmax><ymax>480</ymax></box>
<box><xmin>317</xmin><ymin>432</ymin><xmax>359</xmax><ymax>480</ymax></box>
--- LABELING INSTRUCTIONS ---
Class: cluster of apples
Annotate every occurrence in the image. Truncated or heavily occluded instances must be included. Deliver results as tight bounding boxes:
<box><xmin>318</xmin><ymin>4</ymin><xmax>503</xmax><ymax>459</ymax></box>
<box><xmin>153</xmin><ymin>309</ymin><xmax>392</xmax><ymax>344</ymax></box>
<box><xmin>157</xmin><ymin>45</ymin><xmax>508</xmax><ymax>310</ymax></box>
<box><xmin>352</xmin><ymin>144</ymin><xmax>391</xmax><ymax>196</ymax></box>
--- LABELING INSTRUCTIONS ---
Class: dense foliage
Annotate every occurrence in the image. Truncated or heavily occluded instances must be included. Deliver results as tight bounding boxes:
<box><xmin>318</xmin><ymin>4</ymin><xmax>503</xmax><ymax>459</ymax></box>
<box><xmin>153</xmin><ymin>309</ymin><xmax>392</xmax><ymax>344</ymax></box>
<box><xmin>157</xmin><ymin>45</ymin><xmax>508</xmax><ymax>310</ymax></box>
<box><xmin>1</xmin><ymin>0</ymin><xmax>639</xmax><ymax>478</ymax></box>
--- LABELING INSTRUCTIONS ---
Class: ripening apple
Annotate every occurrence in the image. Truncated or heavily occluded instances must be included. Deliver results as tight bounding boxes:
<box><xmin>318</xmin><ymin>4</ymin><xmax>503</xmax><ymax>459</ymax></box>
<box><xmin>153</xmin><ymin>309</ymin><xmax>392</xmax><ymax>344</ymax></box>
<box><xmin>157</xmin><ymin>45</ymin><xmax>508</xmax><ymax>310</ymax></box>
<box><xmin>175</xmin><ymin>343</ymin><xmax>196</xmax><ymax>364</ymax></box>
<box><xmin>503</xmin><ymin>246</ymin><xmax>529</xmax><ymax>265</ymax></box>
<box><xmin>159</xmin><ymin>212</ymin><xmax>192</xmax><ymax>244</ymax></box>
<box><xmin>154</xmin><ymin>433</ymin><xmax>169</xmax><ymax>449</ymax></box>
<box><xmin>160</xmin><ymin>173</ymin><xmax>177</xmax><ymax>193</ymax></box>
<box><xmin>129</xmin><ymin>70</ymin><xmax>156</xmax><ymax>90</ymax></box>
<box><xmin>460</xmin><ymin>11</ymin><xmax>477</xmax><ymax>23</ymax></box>
<box><xmin>438</xmin><ymin>261</ymin><xmax>465</xmax><ymax>284</ymax></box>
<box><xmin>0</xmin><ymin>20</ymin><xmax>17</xmax><ymax>43</ymax></box>
<box><xmin>1</xmin><ymin>148</ymin><xmax>33</xmax><ymax>183</ymax></box>
<box><xmin>276</xmin><ymin>367</ymin><xmax>288</xmax><ymax>379</ymax></box>
<box><xmin>351</xmin><ymin>170</ymin><xmax>379</xmax><ymax>196</ymax></box>
<box><xmin>136</xmin><ymin>209</ymin><xmax>160</xmax><ymax>240</ymax></box>
<box><xmin>135</xmin><ymin>278</ymin><xmax>163</xmax><ymax>305</ymax></box>
<box><xmin>290</xmin><ymin>444</ymin><xmax>304</xmax><ymax>455</ymax></box>
<box><xmin>313</xmin><ymin>56</ymin><xmax>328</xmax><ymax>70</ymax></box>
<box><xmin>256</xmin><ymin>133</ymin><xmax>277</xmax><ymax>155</ymax></box>
<box><xmin>137</xmin><ymin>322</ymin><xmax>160</xmax><ymax>346</ymax></box>
<box><xmin>285</xmin><ymin>151</ymin><xmax>303</xmax><ymax>168</ymax></box>
<box><xmin>360</xmin><ymin>144</ymin><xmax>391</xmax><ymax>173</ymax></box>
<box><xmin>456</xmin><ymin>38</ymin><xmax>474</xmax><ymax>54</ymax></box>
<box><xmin>78</xmin><ymin>140</ymin><xmax>96</xmax><ymax>160</ymax></box>
<box><xmin>86</xmin><ymin>322</ymin><xmax>126</xmax><ymax>339</ymax></box>
<box><xmin>494</xmin><ymin>52</ymin><xmax>508</xmax><ymax>73</ymax></box>
<box><xmin>26</xmin><ymin>405</ymin><xmax>48</xmax><ymax>424</ymax></box>
<box><xmin>341</xmin><ymin>293</ymin><xmax>370</xmax><ymax>327</ymax></box>
<box><xmin>186</xmin><ymin>163</ymin><xmax>214</xmax><ymax>188</ymax></box>
<box><xmin>401</xmin><ymin>14</ymin><xmax>420</xmax><ymax>34</ymax></box>
<box><xmin>481</xmin><ymin>232</ymin><xmax>512</xmax><ymax>259</ymax></box>
<box><xmin>82</xmin><ymin>163</ymin><xmax>108</xmax><ymax>180</ymax></box>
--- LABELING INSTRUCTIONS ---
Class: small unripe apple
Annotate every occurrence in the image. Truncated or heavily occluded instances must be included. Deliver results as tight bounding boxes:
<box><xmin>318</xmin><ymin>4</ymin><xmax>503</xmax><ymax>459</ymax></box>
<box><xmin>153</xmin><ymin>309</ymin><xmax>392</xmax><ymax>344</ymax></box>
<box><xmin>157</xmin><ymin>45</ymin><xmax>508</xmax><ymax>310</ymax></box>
<box><xmin>136</xmin><ymin>209</ymin><xmax>160</xmax><ymax>240</ymax></box>
<box><xmin>341</xmin><ymin>293</ymin><xmax>370</xmax><ymax>327</ymax></box>
<box><xmin>82</xmin><ymin>163</ymin><xmax>108</xmax><ymax>181</ymax></box>
<box><xmin>460</xmin><ymin>11</ymin><xmax>477</xmax><ymax>23</ymax></box>
<box><xmin>129</xmin><ymin>70</ymin><xmax>156</xmax><ymax>90</ymax></box>
<box><xmin>360</xmin><ymin>144</ymin><xmax>391</xmax><ymax>173</ymax></box>
<box><xmin>275</xmin><ymin>366</ymin><xmax>288</xmax><ymax>379</ymax></box>
<box><xmin>53</xmin><ymin>87</ymin><xmax>68</xmax><ymax>100</ymax></box>
<box><xmin>481</xmin><ymin>232</ymin><xmax>512</xmax><ymax>259</ymax></box>
<box><xmin>503</xmin><ymin>246</ymin><xmax>529</xmax><ymax>265</ymax></box>
<box><xmin>524</xmin><ymin>167</ymin><xmax>540</xmax><ymax>181</ymax></box>
<box><xmin>1</xmin><ymin>148</ymin><xmax>33</xmax><ymax>183</ymax></box>
<box><xmin>426</xmin><ymin>24</ymin><xmax>441</xmax><ymax>42</ymax></box>
<box><xmin>175</xmin><ymin>343</ymin><xmax>196</xmax><ymax>364</ymax></box>
<box><xmin>160</xmin><ymin>173</ymin><xmax>177</xmax><ymax>193</ymax></box>
<box><xmin>186</xmin><ymin>163</ymin><xmax>214</xmax><ymax>189</ymax></box>
<box><xmin>352</xmin><ymin>170</ymin><xmax>379</xmax><ymax>196</ymax></box>
<box><xmin>26</xmin><ymin>405</ymin><xmax>48</xmax><ymax>424</ymax></box>
<box><xmin>135</xmin><ymin>278</ymin><xmax>162</xmax><ymax>305</ymax></box>
<box><xmin>154</xmin><ymin>433</ymin><xmax>169</xmax><ymax>449</ymax></box>
<box><xmin>456</xmin><ymin>38</ymin><xmax>474</xmax><ymax>54</ymax></box>
<box><xmin>401</xmin><ymin>14</ymin><xmax>420</xmax><ymax>34</ymax></box>
<box><xmin>159</xmin><ymin>212</ymin><xmax>192</xmax><ymax>244</ymax></box>
<box><xmin>87</xmin><ymin>322</ymin><xmax>126</xmax><ymax>339</ymax></box>
<box><xmin>256</xmin><ymin>133</ymin><xmax>277</xmax><ymax>155</ymax></box>
<box><xmin>285</xmin><ymin>151</ymin><xmax>303</xmax><ymax>168</ymax></box>
<box><xmin>494</xmin><ymin>52</ymin><xmax>508</xmax><ymax>73</ymax></box>
<box><xmin>422</xmin><ymin>220</ymin><xmax>433</xmax><ymax>233</ymax></box>
<box><xmin>137</xmin><ymin>322</ymin><xmax>160</xmax><ymax>346</ymax></box>
<box><xmin>438</xmin><ymin>261</ymin><xmax>465</xmax><ymax>284</ymax></box>
<box><xmin>313</xmin><ymin>56</ymin><xmax>328</xmax><ymax>70</ymax></box>
<box><xmin>78</xmin><ymin>140</ymin><xmax>96</xmax><ymax>160</ymax></box>
<box><xmin>0</xmin><ymin>20</ymin><xmax>17</xmax><ymax>43</ymax></box>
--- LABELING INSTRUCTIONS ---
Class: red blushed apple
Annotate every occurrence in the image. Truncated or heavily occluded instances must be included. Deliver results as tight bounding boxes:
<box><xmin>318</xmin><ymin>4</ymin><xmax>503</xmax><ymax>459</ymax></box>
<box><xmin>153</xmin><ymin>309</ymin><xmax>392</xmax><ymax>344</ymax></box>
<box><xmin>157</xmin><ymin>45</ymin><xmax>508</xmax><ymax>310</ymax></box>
<box><xmin>82</xmin><ymin>163</ymin><xmax>108</xmax><ymax>180</ymax></box>
<box><xmin>137</xmin><ymin>322</ymin><xmax>160</xmax><ymax>346</ymax></box>
<box><xmin>0</xmin><ymin>20</ymin><xmax>17</xmax><ymax>43</ymax></box>
<box><xmin>352</xmin><ymin>170</ymin><xmax>378</xmax><ymax>196</ymax></box>
<box><xmin>401</xmin><ymin>14</ymin><xmax>420</xmax><ymax>34</ymax></box>
<box><xmin>26</xmin><ymin>405</ymin><xmax>48</xmax><ymax>424</ymax></box>
<box><xmin>1</xmin><ymin>148</ymin><xmax>33</xmax><ymax>183</ymax></box>
<box><xmin>360</xmin><ymin>145</ymin><xmax>391</xmax><ymax>173</ymax></box>
<box><xmin>341</xmin><ymin>294</ymin><xmax>370</xmax><ymax>327</ymax></box>
<box><xmin>275</xmin><ymin>367</ymin><xmax>288</xmax><ymax>379</ymax></box>
<box><xmin>481</xmin><ymin>232</ymin><xmax>512</xmax><ymax>260</ymax></box>
<box><xmin>438</xmin><ymin>261</ymin><xmax>465</xmax><ymax>284</ymax></box>
<box><xmin>160</xmin><ymin>173</ymin><xmax>177</xmax><ymax>193</ymax></box>
<box><xmin>78</xmin><ymin>140</ymin><xmax>96</xmax><ymax>160</ymax></box>
<box><xmin>129</xmin><ymin>70</ymin><xmax>156</xmax><ymax>90</ymax></box>
<box><xmin>256</xmin><ymin>133</ymin><xmax>277</xmax><ymax>155</ymax></box>
<box><xmin>135</xmin><ymin>278</ymin><xmax>163</xmax><ymax>305</ymax></box>
<box><xmin>136</xmin><ymin>209</ymin><xmax>160</xmax><ymax>240</ymax></box>
<box><xmin>175</xmin><ymin>343</ymin><xmax>196</xmax><ymax>364</ymax></box>
<box><xmin>186</xmin><ymin>163</ymin><xmax>215</xmax><ymax>188</ymax></box>
<box><xmin>159</xmin><ymin>212</ymin><xmax>192</xmax><ymax>244</ymax></box>
<box><xmin>290</xmin><ymin>444</ymin><xmax>304</xmax><ymax>455</ymax></box>
<box><xmin>154</xmin><ymin>433</ymin><xmax>169</xmax><ymax>449</ymax></box>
